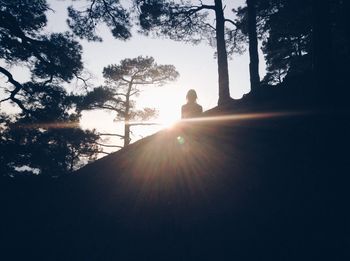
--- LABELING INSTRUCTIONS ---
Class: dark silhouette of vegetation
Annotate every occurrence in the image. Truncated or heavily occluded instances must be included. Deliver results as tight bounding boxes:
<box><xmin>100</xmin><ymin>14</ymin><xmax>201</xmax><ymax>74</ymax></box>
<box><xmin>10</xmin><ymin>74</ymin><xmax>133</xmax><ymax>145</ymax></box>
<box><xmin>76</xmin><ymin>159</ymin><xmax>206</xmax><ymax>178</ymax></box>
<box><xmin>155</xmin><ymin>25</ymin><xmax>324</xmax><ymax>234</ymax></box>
<box><xmin>233</xmin><ymin>0</ymin><xmax>313</xmax><ymax>86</ymax></box>
<box><xmin>67</xmin><ymin>0</ymin><xmax>131</xmax><ymax>41</ymax></box>
<box><xmin>77</xmin><ymin>56</ymin><xmax>179</xmax><ymax>147</ymax></box>
<box><xmin>0</xmin><ymin>1</ymin><xmax>83</xmax><ymax>111</ymax></box>
<box><xmin>0</xmin><ymin>1</ymin><xmax>99</xmax><ymax>176</ymax></box>
<box><xmin>232</xmin><ymin>0</ymin><xmax>349</xmax><ymax>108</ymax></box>
<box><xmin>0</xmin><ymin>84</ymin><xmax>99</xmax><ymax>177</ymax></box>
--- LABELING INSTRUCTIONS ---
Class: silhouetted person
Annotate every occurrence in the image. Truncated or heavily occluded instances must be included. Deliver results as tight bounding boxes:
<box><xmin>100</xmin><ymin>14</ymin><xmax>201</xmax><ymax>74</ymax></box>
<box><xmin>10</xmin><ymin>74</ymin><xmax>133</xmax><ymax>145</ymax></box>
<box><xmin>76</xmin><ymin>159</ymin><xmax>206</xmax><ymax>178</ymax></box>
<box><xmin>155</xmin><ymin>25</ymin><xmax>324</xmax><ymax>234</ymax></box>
<box><xmin>181</xmin><ymin>89</ymin><xmax>203</xmax><ymax>119</ymax></box>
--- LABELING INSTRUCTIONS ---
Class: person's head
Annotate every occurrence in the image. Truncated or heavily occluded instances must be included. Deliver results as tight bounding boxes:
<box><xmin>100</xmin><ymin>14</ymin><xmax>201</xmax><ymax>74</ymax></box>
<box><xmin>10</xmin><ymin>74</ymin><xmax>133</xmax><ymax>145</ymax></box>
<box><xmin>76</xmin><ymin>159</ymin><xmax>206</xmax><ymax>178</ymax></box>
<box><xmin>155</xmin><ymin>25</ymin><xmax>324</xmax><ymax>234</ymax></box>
<box><xmin>186</xmin><ymin>89</ymin><xmax>198</xmax><ymax>103</ymax></box>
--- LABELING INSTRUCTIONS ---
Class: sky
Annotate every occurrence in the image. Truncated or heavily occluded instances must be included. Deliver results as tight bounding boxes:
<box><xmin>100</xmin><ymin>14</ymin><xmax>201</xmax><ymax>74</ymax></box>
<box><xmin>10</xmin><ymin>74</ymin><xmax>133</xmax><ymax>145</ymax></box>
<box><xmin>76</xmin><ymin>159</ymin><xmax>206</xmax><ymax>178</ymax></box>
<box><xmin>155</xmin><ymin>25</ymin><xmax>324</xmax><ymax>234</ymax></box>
<box><xmin>1</xmin><ymin>0</ymin><xmax>266</xmax><ymax>152</ymax></box>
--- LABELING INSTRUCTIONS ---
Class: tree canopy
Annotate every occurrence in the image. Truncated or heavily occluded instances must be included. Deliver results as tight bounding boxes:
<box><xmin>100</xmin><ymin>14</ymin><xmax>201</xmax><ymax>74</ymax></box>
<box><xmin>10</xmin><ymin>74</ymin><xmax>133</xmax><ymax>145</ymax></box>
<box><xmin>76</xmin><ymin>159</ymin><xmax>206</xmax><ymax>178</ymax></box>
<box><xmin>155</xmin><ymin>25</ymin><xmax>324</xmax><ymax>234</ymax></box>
<box><xmin>0</xmin><ymin>0</ymin><xmax>84</xmax><ymax>111</ymax></box>
<box><xmin>67</xmin><ymin>0</ymin><xmax>132</xmax><ymax>41</ymax></box>
<box><xmin>0</xmin><ymin>0</ymin><xmax>98</xmax><ymax>176</ymax></box>
<box><xmin>233</xmin><ymin>0</ymin><xmax>349</xmax><ymax>103</ymax></box>
<box><xmin>78</xmin><ymin>56</ymin><xmax>179</xmax><ymax>147</ymax></box>
<box><xmin>0</xmin><ymin>83</ymin><xmax>99</xmax><ymax>176</ymax></box>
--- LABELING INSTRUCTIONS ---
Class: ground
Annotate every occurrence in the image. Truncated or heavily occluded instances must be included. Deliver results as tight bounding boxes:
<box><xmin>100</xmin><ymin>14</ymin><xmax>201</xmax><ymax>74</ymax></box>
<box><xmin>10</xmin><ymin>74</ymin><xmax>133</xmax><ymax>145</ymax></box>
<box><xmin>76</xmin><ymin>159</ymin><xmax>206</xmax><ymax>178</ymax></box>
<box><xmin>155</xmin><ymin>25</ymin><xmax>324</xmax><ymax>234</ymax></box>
<box><xmin>1</xmin><ymin>101</ymin><xmax>349</xmax><ymax>260</ymax></box>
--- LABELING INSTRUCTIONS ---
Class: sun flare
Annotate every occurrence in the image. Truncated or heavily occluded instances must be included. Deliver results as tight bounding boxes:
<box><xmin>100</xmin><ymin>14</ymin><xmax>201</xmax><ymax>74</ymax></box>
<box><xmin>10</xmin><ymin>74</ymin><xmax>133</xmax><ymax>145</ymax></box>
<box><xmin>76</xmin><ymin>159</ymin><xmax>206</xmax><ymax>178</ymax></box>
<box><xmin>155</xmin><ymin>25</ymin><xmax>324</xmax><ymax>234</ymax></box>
<box><xmin>149</xmin><ymin>89</ymin><xmax>184</xmax><ymax>128</ymax></box>
<box><xmin>157</xmin><ymin>102</ymin><xmax>183</xmax><ymax>129</ymax></box>
<box><xmin>158</xmin><ymin>116</ymin><xmax>179</xmax><ymax>129</ymax></box>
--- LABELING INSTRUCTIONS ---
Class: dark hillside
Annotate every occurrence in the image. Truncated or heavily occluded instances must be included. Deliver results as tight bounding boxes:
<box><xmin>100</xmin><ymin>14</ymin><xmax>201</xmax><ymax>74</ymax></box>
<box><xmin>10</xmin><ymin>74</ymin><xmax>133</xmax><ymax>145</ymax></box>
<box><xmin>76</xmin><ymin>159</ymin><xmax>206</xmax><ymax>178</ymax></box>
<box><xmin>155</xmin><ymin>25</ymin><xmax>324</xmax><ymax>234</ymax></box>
<box><xmin>1</xmin><ymin>105</ymin><xmax>349</xmax><ymax>260</ymax></box>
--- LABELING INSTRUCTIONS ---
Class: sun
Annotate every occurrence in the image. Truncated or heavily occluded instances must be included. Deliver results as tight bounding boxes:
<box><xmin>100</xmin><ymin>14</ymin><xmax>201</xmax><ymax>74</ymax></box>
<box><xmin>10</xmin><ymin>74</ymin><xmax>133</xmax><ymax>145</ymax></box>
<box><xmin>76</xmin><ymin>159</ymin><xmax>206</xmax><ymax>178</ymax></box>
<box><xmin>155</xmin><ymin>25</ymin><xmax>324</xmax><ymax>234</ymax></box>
<box><xmin>157</xmin><ymin>107</ymin><xmax>180</xmax><ymax>129</ymax></box>
<box><xmin>140</xmin><ymin>86</ymin><xmax>184</xmax><ymax>129</ymax></box>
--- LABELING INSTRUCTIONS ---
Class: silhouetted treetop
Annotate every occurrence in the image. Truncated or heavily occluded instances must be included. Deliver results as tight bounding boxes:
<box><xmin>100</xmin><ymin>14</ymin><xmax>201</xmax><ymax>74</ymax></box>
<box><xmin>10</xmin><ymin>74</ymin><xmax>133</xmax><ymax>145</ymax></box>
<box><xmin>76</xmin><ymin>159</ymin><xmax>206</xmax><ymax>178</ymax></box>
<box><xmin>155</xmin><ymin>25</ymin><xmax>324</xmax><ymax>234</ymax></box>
<box><xmin>0</xmin><ymin>0</ymin><xmax>83</xmax><ymax>112</ymax></box>
<box><xmin>31</xmin><ymin>33</ymin><xmax>83</xmax><ymax>81</ymax></box>
<box><xmin>77</xmin><ymin>56</ymin><xmax>178</xmax><ymax>147</ymax></box>
<box><xmin>67</xmin><ymin>0</ymin><xmax>132</xmax><ymax>41</ymax></box>
<box><xmin>0</xmin><ymin>83</ymin><xmax>99</xmax><ymax>176</ymax></box>
<box><xmin>103</xmin><ymin>56</ymin><xmax>179</xmax><ymax>85</ymax></box>
<box><xmin>0</xmin><ymin>2</ymin><xmax>83</xmax><ymax>81</ymax></box>
<box><xmin>0</xmin><ymin>0</ymin><xmax>48</xmax><ymax>33</ymax></box>
<box><xmin>0</xmin><ymin>1</ymin><xmax>101</xmax><ymax>176</ymax></box>
<box><xmin>76</xmin><ymin>86</ymin><xmax>123</xmax><ymax>112</ymax></box>
<box><xmin>136</xmin><ymin>0</ymin><xmax>211</xmax><ymax>43</ymax></box>
<box><xmin>234</xmin><ymin>0</ymin><xmax>313</xmax><ymax>85</ymax></box>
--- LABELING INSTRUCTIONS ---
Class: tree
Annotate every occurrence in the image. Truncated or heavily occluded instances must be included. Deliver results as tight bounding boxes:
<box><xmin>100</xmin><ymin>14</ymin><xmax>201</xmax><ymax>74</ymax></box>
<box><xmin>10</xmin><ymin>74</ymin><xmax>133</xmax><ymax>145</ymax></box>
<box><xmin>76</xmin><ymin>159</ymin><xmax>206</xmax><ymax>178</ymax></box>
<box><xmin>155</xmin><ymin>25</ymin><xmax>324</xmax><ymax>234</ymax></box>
<box><xmin>67</xmin><ymin>0</ymin><xmax>132</xmax><ymax>42</ymax></box>
<box><xmin>234</xmin><ymin>0</ymin><xmax>350</xmax><ymax>108</ymax></box>
<box><xmin>0</xmin><ymin>84</ymin><xmax>99</xmax><ymax>177</ymax></box>
<box><xmin>78</xmin><ymin>56</ymin><xmax>179</xmax><ymax>147</ymax></box>
<box><xmin>0</xmin><ymin>0</ymin><xmax>100</xmax><ymax>176</ymax></box>
<box><xmin>135</xmin><ymin>0</ymin><xmax>241</xmax><ymax>105</ymax></box>
<box><xmin>233</xmin><ymin>0</ymin><xmax>261</xmax><ymax>92</ymax></box>
<box><xmin>246</xmin><ymin>0</ymin><xmax>260</xmax><ymax>92</ymax></box>
<box><xmin>235</xmin><ymin>0</ymin><xmax>313</xmax><ymax>86</ymax></box>
<box><xmin>0</xmin><ymin>0</ymin><xmax>84</xmax><ymax>112</ymax></box>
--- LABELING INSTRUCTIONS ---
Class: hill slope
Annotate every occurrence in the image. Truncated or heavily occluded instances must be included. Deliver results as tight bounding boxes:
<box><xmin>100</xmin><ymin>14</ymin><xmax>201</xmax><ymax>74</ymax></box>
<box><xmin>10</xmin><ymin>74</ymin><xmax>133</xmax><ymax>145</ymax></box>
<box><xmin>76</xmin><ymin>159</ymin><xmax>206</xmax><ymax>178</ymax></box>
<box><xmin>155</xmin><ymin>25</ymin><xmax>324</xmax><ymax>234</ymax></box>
<box><xmin>1</xmin><ymin>106</ymin><xmax>349</xmax><ymax>260</ymax></box>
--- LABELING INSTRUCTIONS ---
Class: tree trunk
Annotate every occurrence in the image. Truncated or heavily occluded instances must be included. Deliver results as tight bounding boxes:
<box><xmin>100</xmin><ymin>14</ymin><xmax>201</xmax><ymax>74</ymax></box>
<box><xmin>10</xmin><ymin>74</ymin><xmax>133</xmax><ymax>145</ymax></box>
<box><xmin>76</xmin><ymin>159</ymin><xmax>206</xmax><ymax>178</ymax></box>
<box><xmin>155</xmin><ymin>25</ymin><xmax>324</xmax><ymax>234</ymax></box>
<box><xmin>124</xmin><ymin>82</ymin><xmax>132</xmax><ymax>147</ymax></box>
<box><xmin>247</xmin><ymin>0</ymin><xmax>260</xmax><ymax>93</ymax></box>
<box><xmin>124</xmin><ymin>121</ymin><xmax>130</xmax><ymax>147</ymax></box>
<box><xmin>214</xmin><ymin>0</ymin><xmax>231</xmax><ymax>106</ymax></box>
<box><xmin>312</xmin><ymin>0</ymin><xmax>332</xmax><ymax>106</ymax></box>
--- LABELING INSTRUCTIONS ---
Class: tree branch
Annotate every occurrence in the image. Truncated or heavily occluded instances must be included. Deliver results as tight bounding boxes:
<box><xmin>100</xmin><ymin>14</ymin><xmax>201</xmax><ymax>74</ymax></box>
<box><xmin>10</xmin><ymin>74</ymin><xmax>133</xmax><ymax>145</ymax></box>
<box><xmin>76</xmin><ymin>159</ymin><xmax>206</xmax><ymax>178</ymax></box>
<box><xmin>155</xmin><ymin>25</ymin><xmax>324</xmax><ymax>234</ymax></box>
<box><xmin>204</xmin><ymin>22</ymin><xmax>216</xmax><ymax>31</ymax></box>
<box><xmin>41</xmin><ymin>75</ymin><xmax>53</xmax><ymax>86</ymax></box>
<box><xmin>225</xmin><ymin>18</ymin><xmax>238</xmax><ymax>27</ymax></box>
<box><xmin>0</xmin><ymin>10</ymin><xmax>58</xmax><ymax>77</ymax></box>
<box><xmin>97</xmin><ymin>151</ymin><xmax>110</xmax><ymax>155</ymax></box>
<box><xmin>113</xmin><ymin>93</ymin><xmax>127</xmax><ymax>97</ymax></box>
<box><xmin>95</xmin><ymin>142</ymin><xmax>123</xmax><ymax>148</ymax></box>
<box><xmin>73</xmin><ymin>72</ymin><xmax>90</xmax><ymax>88</ymax></box>
<box><xmin>101</xmin><ymin>0</ymin><xmax>126</xmax><ymax>35</ymax></box>
<box><xmin>188</xmin><ymin>4</ymin><xmax>216</xmax><ymax>13</ymax></box>
<box><xmin>87</xmin><ymin>104</ymin><xmax>121</xmax><ymax>112</ymax></box>
<box><xmin>121</xmin><ymin>77</ymin><xmax>131</xmax><ymax>83</ymax></box>
<box><xmin>128</xmin><ymin>122</ymin><xmax>159</xmax><ymax>126</ymax></box>
<box><xmin>129</xmin><ymin>90</ymin><xmax>140</xmax><ymax>96</ymax></box>
<box><xmin>0</xmin><ymin>66</ymin><xmax>29</xmax><ymax>112</ymax></box>
<box><xmin>98</xmin><ymin>133</ymin><xmax>124</xmax><ymax>139</ymax></box>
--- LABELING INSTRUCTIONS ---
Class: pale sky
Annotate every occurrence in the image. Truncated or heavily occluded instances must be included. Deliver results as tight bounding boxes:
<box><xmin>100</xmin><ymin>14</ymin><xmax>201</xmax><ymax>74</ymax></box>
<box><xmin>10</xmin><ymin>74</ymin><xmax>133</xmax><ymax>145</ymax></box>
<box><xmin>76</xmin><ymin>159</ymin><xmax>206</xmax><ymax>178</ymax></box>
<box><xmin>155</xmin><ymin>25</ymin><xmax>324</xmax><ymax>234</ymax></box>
<box><xmin>1</xmin><ymin>0</ymin><xmax>266</xmax><ymax>152</ymax></box>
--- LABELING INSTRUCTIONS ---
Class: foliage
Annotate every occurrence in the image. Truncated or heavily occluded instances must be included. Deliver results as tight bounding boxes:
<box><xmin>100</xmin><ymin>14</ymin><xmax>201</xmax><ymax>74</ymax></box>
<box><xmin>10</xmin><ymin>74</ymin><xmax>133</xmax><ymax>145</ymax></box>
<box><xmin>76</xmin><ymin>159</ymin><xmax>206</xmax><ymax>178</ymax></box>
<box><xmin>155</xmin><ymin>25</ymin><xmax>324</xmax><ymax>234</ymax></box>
<box><xmin>235</xmin><ymin>0</ymin><xmax>349</xmax><ymax>90</ymax></box>
<box><xmin>0</xmin><ymin>0</ymin><xmax>83</xmax><ymax>110</ymax></box>
<box><xmin>262</xmin><ymin>0</ymin><xmax>312</xmax><ymax>84</ymax></box>
<box><xmin>0</xmin><ymin>84</ymin><xmax>99</xmax><ymax>177</ymax></box>
<box><xmin>136</xmin><ymin>0</ymin><xmax>211</xmax><ymax>44</ymax></box>
<box><xmin>234</xmin><ymin>0</ymin><xmax>313</xmax><ymax>85</ymax></box>
<box><xmin>76</xmin><ymin>86</ymin><xmax>123</xmax><ymax>112</ymax></box>
<box><xmin>67</xmin><ymin>0</ymin><xmax>131</xmax><ymax>41</ymax></box>
<box><xmin>103</xmin><ymin>56</ymin><xmax>179</xmax><ymax>86</ymax></box>
<box><xmin>78</xmin><ymin>56</ymin><xmax>179</xmax><ymax>147</ymax></box>
<box><xmin>0</xmin><ymin>0</ymin><xmax>99</xmax><ymax>176</ymax></box>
